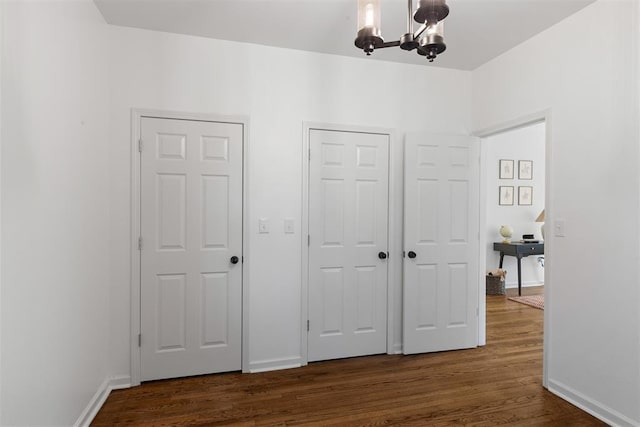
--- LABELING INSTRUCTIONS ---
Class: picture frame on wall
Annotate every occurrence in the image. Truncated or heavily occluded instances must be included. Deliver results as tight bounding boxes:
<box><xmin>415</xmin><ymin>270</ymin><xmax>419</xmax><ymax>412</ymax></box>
<box><xmin>518</xmin><ymin>186</ymin><xmax>533</xmax><ymax>205</ymax></box>
<box><xmin>499</xmin><ymin>186</ymin><xmax>514</xmax><ymax>206</ymax></box>
<box><xmin>499</xmin><ymin>159</ymin><xmax>514</xmax><ymax>179</ymax></box>
<box><xmin>518</xmin><ymin>160</ymin><xmax>533</xmax><ymax>180</ymax></box>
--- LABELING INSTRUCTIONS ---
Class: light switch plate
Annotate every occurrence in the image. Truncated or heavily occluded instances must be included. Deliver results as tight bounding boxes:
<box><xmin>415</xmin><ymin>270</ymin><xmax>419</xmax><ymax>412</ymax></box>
<box><xmin>259</xmin><ymin>218</ymin><xmax>269</xmax><ymax>233</ymax></box>
<box><xmin>553</xmin><ymin>219</ymin><xmax>565</xmax><ymax>237</ymax></box>
<box><xmin>284</xmin><ymin>218</ymin><xmax>295</xmax><ymax>234</ymax></box>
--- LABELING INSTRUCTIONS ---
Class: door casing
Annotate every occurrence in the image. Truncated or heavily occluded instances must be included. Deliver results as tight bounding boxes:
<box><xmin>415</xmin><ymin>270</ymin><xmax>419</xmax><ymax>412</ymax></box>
<box><xmin>301</xmin><ymin>122</ymin><xmax>399</xmax><ymax>364</ymax></box>
<box><xmin>130</xmin><ymin>109</ymin><xmax>250</xmax><ymax>386</ymax></box>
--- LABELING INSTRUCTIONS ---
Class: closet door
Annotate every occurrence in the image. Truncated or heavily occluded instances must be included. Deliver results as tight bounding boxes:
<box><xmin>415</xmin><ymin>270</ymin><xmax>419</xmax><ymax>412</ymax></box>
<box><xmin>403</xmin><ymin>133</ymin><xmax>479</xmax><ymax>354</ymax></box>
<box><xmin>140</xmin><ymin>117</ymin><xmax>243</xmax><ymax>381</ymax></box>
<box><xmin>307</xmin><ymin>129</ymin><xmax>389</xmax><ymax>362</ymax></box>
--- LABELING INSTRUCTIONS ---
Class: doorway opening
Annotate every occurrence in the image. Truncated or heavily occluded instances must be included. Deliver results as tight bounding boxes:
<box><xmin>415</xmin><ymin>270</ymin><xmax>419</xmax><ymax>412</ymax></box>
<box><xmin>484</xmin><ymin>122</ymin><xmax>546</xmax><ymax>296</ymax></box>
<box><xmin>477</xmin><ymin>113</ymin><xmax>550</xmax><ymax>388</ymax></box>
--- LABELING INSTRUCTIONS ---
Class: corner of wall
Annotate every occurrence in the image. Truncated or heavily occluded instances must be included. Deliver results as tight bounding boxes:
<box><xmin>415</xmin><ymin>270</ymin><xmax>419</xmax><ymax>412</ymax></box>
<box><xmin>548</xmin><ymin>380</ymin><xmax>639</xmax><ymax>427</ymax></box>
<box><xmin>73</xmin><ymin>376</ymin><xmax>131</xmax><ymax>427</ymax></box>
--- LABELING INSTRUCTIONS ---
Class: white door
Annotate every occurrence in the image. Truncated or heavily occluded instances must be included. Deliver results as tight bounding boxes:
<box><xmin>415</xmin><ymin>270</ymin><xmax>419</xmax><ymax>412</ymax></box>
<box><xmin>403</xmin><ymin>133</ymin><xmax>479</xmax><ymax>354</ymax></box>
<box><xmin>308</xmin><ymin>129</ymin><xmax>389</xmax><ymax>362</ymax></box>
<box><xmin>140</xmin><ymin>117</ymin><xmax>243</xmax><ymax>381</ymax></box>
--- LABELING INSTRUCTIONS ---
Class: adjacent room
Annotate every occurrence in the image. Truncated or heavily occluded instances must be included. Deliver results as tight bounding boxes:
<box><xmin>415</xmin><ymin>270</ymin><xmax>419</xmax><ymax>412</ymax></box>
<box><xmin>1</xmin><ymin>0</ymin><xmax>639</xmax><ymax>426</ymax></box>
<box><xmin>483</xmin><ymin>122</ymin><xmax>546</xmax><ymax>304</ymax></box>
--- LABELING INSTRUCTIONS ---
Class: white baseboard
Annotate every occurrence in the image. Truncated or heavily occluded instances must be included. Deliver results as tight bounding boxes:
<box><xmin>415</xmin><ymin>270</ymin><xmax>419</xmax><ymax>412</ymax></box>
<box><xmin>505</xmin><ymin>281</ymin><xmax>543</xmax><ymax>289</ymax></box>
<box><xmin>248</xmin><ymin>356</ymin><xmax>303</xmax><ymax>373</ymax></box>
<box><xmin>548</xmin><ymin>379</ymin><xmax>638</xmax><ymax>426</ymax></box>
<box><xmin>74</xmin><ymin>375</ymin><xmax>131</xmax><ymax>427</ymax></box>
<box><xmin>390</xmin><ymin>343</ymin><xmax>403</xmax><ymax>354</ymax></box>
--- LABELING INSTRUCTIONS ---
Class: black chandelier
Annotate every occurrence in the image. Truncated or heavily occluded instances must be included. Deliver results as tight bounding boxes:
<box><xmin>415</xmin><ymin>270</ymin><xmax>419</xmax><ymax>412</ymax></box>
<box><xmin>354</xmin><ymin>0</ymin><xmax>449</xmax><ymax>62</ymax></box>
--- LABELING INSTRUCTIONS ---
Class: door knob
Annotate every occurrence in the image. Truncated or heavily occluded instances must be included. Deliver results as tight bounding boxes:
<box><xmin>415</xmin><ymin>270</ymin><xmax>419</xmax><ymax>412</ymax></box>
<box><xmin>408</xmin><ymin>251</ymin><xmax>417</xmax><ymax>259</ymax></box>
<box><xmin>230</xmin><ymin>256</ymin><xmax>239</xmax><ymax>264</ymax></box>
<box><xmin>378</xmin><ymin>252</ymin><xmax>387</xmax><ymax>260</ymax></box>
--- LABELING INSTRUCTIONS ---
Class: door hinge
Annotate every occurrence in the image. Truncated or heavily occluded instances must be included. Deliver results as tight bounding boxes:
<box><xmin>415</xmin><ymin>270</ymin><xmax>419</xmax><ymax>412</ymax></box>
<box><xmin>138</xmin><ymin>333</ymin><xmax>141</xmax><ymax>347</ymax></box>
<box><xmin>308</xmin><ymin>150</ymin><xmax>311</xmax><ymax>161</ymax></box>
<box><xmin>138</xmin><ymin>138</ymin><xmax>143</xmax><ymax>152</ymax></box>
<box><xmin>138</xmin><ymin>236</ymin><xmax>143</xmax><ymax>250</ymax></box>
<box><xmin>402</xmin><ymin>251</ymin><xmax>406</xmax><ymax>258</ymax></box>
<box><xmin>242</xmin><ymin>256</ymin><xmax>244</xmax><ymax>263</ymax></box>
<box><xmin>307</xmin><ymin>320</ymin><xmax>310</xmax><ymax>331</ymax></box>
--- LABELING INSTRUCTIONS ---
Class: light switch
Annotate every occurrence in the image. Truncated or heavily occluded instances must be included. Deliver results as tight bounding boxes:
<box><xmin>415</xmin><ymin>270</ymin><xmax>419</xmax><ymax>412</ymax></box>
<box><xmin>284</xmin><ymin>218</ymin><xmax>295</xmax><ymax>234</ymax></box>
<box><xmin>259</xmin><ymin>218</ymin><xmax>269</xmax><ymax>233</ymax></box>
<box><xmin>553</xmin><ymin>219</ymin><xmax>565</xmax><ymax>237</ymax></box>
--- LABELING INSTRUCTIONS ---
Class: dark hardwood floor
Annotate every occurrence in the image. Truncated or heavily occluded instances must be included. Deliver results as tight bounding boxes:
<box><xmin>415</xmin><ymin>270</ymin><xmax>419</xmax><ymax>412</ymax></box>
<box><xmin>93</xmin><ymin>286</ymin><xmax>605</xmax><ymax>426</ymax></box>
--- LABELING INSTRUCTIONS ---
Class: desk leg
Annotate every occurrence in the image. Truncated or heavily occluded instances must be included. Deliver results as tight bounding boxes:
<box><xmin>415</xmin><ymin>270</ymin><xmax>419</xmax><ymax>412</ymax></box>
<box><xmin>517</xmin><ymin>256</ymin><xmax>522</xmax><ymax>296</ymax></box>
<box><xmin>499</xmin><ymin>253</ymin><xmax>504</xmax><ymax>269</ymax></box>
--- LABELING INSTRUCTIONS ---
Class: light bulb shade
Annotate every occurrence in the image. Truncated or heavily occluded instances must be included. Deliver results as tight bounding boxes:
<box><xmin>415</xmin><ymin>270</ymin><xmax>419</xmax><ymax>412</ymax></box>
<box><xmin>417</xmin><ymin>21</ymin><xmax>446</xmax><ymax>61</ymax></box>
<box><xmin>414</xmin><ymin>0</ymin><xmax>449</xmax><ymax>24</ymax></box>
<box><xmin>426</xmin><ymin>20</ymin><xmax>444</xmax><ymax>37</ymax></box>
<box><xmin>355</xmin><ymin>0</ymin><xmax>383</xmax><ymax>54</ymax></box>
<box><xmin>357</xmin><ymin>0</ymin><xmax>381</xmax><ymax>30</ymax></box>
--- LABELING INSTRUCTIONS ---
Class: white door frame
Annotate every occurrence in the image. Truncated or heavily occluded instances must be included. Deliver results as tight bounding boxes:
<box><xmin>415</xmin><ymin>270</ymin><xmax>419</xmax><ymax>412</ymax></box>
<box><xmin>130</xmin><ymin>109</ymin><xmax>250</xmax><ymax>386</ymax></box>
<box><xmin>301</xmin><ymin>122</ymin><xmax>399</xmax><ymax>364</ymax></box>
<box><xmin>474</xmin><ymin>109</ymin><xmax>552</xmax><ymax>389</ymax></box>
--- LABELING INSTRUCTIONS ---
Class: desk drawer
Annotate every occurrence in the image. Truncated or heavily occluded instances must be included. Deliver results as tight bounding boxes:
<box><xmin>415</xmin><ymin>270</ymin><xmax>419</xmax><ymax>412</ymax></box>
<box><xmin>517</xmin><ymin>244</ymin><xmax>543</xmax><ymax>255</ymax></box>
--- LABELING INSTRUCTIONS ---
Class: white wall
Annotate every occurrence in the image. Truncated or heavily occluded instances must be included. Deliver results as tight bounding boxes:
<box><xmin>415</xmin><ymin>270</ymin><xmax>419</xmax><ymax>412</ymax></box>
<box><xmin>107</xmin><ymin>27</ymin><xmax>473</xmax><ymax>375</ymax></box>
<box><xmin>1</xmin><ymin>1</ymin><xmax>111</xmax><ymax>425</ymax></box>
<box><xmin>485</xmin><ymin>123</ymin><xmax>545</xmax><ymax>287</ymax></box>
<box><xmin>473</xmin><ymin>1</ymin><xmax>639</xmax><ymax>424</ymax></box>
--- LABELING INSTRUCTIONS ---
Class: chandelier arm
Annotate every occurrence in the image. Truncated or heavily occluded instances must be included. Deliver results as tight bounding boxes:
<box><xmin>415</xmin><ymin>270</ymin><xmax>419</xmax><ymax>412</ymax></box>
<box><xmin>378</xmin><ymin>40</ymin><xmax>402</xmax><ymax>49</ymax></box>
<box><xmin>413</xmin><ymin>23</ymin><xmax>427</xmax><ymax>39</ymax></box>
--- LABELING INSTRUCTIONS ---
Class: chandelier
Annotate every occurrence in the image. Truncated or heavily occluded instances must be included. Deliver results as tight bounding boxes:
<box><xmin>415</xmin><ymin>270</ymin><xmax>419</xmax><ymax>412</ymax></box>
<box><xmin>354</xmin><ymin>0</ymin><xmax>449</xmax><ymax>62</ymax></box>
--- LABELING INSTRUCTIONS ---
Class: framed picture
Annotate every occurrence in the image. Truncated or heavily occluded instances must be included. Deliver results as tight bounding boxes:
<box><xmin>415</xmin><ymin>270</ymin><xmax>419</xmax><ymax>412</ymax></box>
<box><xmin>499</xmin><ymin>159</ymin><xmax>514</xmax><ymax>179</ymax></box>
<box><xmin>518</xmin><ymin>160</ymin><xmax>533</xmax><ymax>180</ymax></box>
<box><xmin>518</xmin><ymin>186</ymin><xmax>533</xmax><ymax>205</ymax></box>
<box><xmin>499</xmin><ymin>186</ymin><xmax>514</xmax><ymax>206</ymax></box>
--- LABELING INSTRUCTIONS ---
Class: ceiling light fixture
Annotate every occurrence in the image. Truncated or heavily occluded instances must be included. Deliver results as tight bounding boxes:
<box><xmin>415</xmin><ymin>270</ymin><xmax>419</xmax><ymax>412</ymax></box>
<box><xmin>355</xmin><ymin>0</ymin><xmax>449</xmax><ymax>62</ymax></box>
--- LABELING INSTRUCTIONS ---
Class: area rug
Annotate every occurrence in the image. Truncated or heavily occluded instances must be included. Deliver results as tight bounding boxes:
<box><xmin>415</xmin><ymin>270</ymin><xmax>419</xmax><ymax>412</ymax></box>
<box><xmin>508</xmin><ymin>295</ymin><xmax>544</xmax><ymax>310</ymax></box>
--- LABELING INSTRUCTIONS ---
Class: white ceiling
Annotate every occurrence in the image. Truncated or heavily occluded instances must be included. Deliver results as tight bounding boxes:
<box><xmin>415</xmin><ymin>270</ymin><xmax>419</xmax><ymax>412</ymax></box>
<box><xmin>94</xmin><ymin>0</ymin><xmax>595</xmax><ymax>71</ymax></box>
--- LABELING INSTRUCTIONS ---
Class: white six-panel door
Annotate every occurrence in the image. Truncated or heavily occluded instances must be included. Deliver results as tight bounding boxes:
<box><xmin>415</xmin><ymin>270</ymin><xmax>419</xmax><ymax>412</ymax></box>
<box><xmin>308</xmin><ymin>129</ymin><xmax>389</xmax><ymax>362</ymax></box>
<box><xmin>403</xmin><ymin>133</ymin><xmax>479</xmax><ymax>354</ymax></box>
<box><xmin>140</xmin><ymin>117</ymin><xmax>243</xmax><ymax>381</ymax></box>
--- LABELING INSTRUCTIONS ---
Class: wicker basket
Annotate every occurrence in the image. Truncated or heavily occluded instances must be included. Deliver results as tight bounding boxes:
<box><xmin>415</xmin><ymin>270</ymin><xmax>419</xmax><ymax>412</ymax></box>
<box><xmin>486</xmin><ymin>275</ymin><xmax>505</xmax><ymax>295</ymax></box>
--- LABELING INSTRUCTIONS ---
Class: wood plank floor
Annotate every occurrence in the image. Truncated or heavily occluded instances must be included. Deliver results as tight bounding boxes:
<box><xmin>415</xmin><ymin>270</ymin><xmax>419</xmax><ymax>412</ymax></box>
<box><xmin>93</xmin><ymin>286</ymin><xmax>605</xmax><ymax>426</ymax></box>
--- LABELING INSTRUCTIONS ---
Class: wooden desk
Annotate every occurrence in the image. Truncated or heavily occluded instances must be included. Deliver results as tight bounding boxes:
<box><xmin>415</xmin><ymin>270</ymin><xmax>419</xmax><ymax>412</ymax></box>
<box><xmin>493</xmin><ymin>242</ymin><xmax>544</xmax><ymax>296</ymax></box>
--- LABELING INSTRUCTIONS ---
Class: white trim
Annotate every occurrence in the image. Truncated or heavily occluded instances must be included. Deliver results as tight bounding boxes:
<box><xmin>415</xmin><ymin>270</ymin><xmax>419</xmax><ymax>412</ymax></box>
<box><xmin>548</xmin><ymin>380</ymin><xmax>638</xmax><ymax>427</ymax></box>
<box><xmin>477</xmin><ymin>137</ymin><xmax>487</xmax><ymax>346</ymax></box>
<box><xmin>386</xmin><ymin>129</ymin><xmax>400</xmax><ymax>355</ymax></box>
<box><xmin>542</xmin><ymin>112</ymin><xmax>552</xmax><ymax>390</ymax></box>
<box><xmin>247</xmin><ymin>356</ymin><xmax>303</xmax><ymax>373</ymax></box>
<box><xmin>130</xmin><ymin>109</ymin><xmax>250</xmax><ymax>385</ymax></box>
<box><xmin>74</xmin><ymin>376</ymin><xmax>131</xmax><ymax>427</ymax></box>
<box><xmin>391</xmin><ymin>343</ymin><xmax>403</xmax><ymax>354</ymax></box>
<box><xmin>300</xmin><ymin>123</ymin><xmax>310</xmax><ymax>365</ymax></box>
<box><xmin>474</xmin><ymin>109</ymin><xmax>552</xmax><ymax>389</ymax></box>
<box><xmin>0</xmin><ymin>1</ymin><xmax>4</xmax><ymax>420</ymax></box>
<box><xmin>504</xmin><ymin>280</ymin><xmax>544</xmax><ymax>289</ymax></box>
<box><xmin>241</xmin><ymin>116</ymin><xmax>251</xmax><ymax>374</ymax></box>
<box><xmin>301</xmin><ymin>122</ymin><xmax>397</xmax><ymax>364</ymax></box>
<box><xmin>474</xmin><ymin>110</ymin><xmax>547</xmax><ymax>139</ymax></box>
<box><xmin>130</xmin><ymin>110</ymin><xmax>141</xmax><ymax>386</ymax></box>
